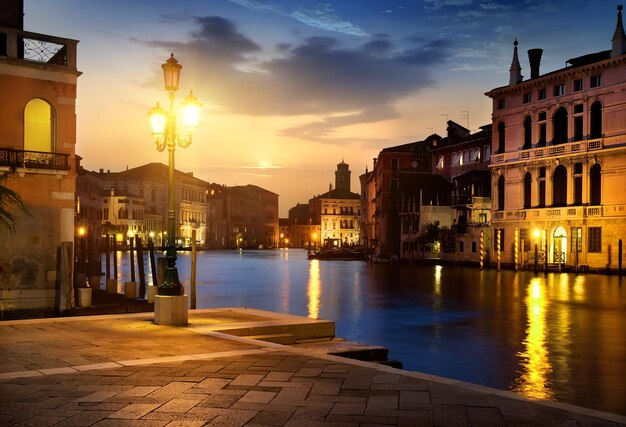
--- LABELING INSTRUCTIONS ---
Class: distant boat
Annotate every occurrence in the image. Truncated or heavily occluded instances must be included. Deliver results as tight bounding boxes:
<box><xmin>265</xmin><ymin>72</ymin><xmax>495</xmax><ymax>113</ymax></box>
<box><xmin>307</xmin><ymin>247</ymin><xmax>366</xmax><ymax>261</ymax></box>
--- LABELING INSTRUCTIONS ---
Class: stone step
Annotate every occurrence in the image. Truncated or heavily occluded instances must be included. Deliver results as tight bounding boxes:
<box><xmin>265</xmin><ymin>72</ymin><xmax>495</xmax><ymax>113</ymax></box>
<box><xmin>217</xmin><ymin>319</ymin><xmax>335</xmax><ymax>343</ymax></box>
<box><xmin>244</xmin><ymin>333</ymin><xmax>297</xmax><ymax>345</ymax></box>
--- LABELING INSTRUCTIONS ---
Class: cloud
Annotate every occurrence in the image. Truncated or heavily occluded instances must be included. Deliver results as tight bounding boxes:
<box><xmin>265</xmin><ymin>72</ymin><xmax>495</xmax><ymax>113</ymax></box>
<box><xmin>225</xmin><ymin>0</ymin><xmax>369</xmax><ymax>36</ymax></box>
<box><xmin>281</xmin><ymin>106</ymin><xmax>399</xmax><ymax>142</ymax></box>
<box><xmin>145</xmin><ymin>16</ymin><xmax>453</xmax><ymax>142</ymax></box>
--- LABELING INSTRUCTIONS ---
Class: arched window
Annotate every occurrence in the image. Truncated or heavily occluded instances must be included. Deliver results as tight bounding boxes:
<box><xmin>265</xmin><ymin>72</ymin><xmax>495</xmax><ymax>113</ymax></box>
<box><xmin>436</xmin><ymin>155</ymin><xmax>444</xmax><ymax>169</ymax></box>
<box><xmin>524</xmin><ymin>172</ymin><xmax>532</xmax><ymax>209</ymax></box>
<box><xmin>538</xmin><ymin>167</ymin><xmax>546</xmax><ymax>207</ymax></box>
<box><xmin>470</xmin><ymin>148</ymin><xmax>480</xmax><ymax>162</ymax></box>
<box><xmin>497</xmin><ymin>175</ymin><xmax>505</xmax><ymax>211</ymax></box>
<box><xmin>590</xmin><ymin>163</ymin><xmax>602</xmax><ymax>205</ymax></box>
<box><xmin>24</xmin><ymin>98</ymin><xmax>55</xmax><ymax>152</ymax></box>
<box><xmin>553</xmin><ymin>107</ymin><xmax>568</xmax><ymax>145</ymax></box>
<box><xmin>590</xmin><ymin>101</ymin><xmax>602</xmax><ymax>139</ymax></box>
<box><xmin>552</xmin><ymin>165</ymin><xmax>567</xmax><ymax>206</ymax></box>
<box><xmin>497</xmin><ymin>122</ymin><xmax>505</xmax><ymax>153</ymax></box>
<box><xmin>484</xmin><ymin>145</ymin><xmax>491</xmax><ymax>161</ymax></box>
<box><xmin>463</xmin><ymin>151</ymin><xmax>469</xmax><ymax>165</ymax></box>
<box><xmin>523</xmin><ymin>116</ymin><xmax>532</xmax><ymax>149</ymax></box>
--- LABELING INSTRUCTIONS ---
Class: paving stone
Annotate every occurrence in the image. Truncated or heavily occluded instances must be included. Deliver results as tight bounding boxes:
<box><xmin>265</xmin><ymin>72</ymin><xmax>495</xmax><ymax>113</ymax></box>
<box><xmin>156</xmin><ymin>398</ymin><xmax>204</xmax><ymax>413</ymax></box>
<box><xmin>198</xmin><ymin>392</ymin><xmax>241</xmax><ymax>408</ymax></box>
<box><xmin>330</xmin><ymin>402</ymin><xmax>366</xmax><ymax>415</ymax></box>
<box><xmin>432</xmin><ymin>404</ymin><xmax>470</xmax><ymax>426</ymax></box>
<box><xmin>206</xmin><ymin>408</ymin><xmax>257</xmax><ymax>426</ymax></box>
<box><xmin>10</xmin><ymin>415</ymin><xmax>66</xmax><ymax>426</ymax></box>
<box><xmin>107</xmin><ymin>403</ymin><xmax>161</xmax><ymax>419</ymax></box>
<box><xmin>53</xmin><ymin>410</ymin><xmax>112</xmax><ymax>426</ymax></box>
<box><xmin>466</xmin><ymin>406</ymin><xmax>505</xmax><ymax>426</ymax></box>
<box><xmin>290</xmin><ymin>405</ymin><xmax>332</xmax><ymax>422</ymax></box>
<box><xmin>194</xmin><ymin>377</ymin><xmax>231</xmax><ymax>390</ymax></box>
<box><xmin>399</xmin><ymin>390</ymin><xmax>430</xmax><ymax>404</ymax></box>
<box><xmin>264</xmin><ymin>371</ymin><xmax>294</xmax><ymax>382</ymax></box>
<box><xmin>326</xmin><ymin>414</ymin><xmax>397</xmax><ymax>424</ymax></box>
<box><xmin>295</xmin><ymin>367</ymin><xmax>325</xmax><ymax>377</ymax></box>
<box><xmin>310</xmin><ymin>379</ymin><xmax>342</xmax><ymax>396</ymax></box>
<box><xmin>249</xmin><ymin>409</ymin><xmax>294</xmax><ymax>425</ymax></box>
<box><xmin>230</xmin><ymin>374</ymin><xmax>264</xmax><ymax>386</ymax></box>
<box><xmin>147</xmin><ymin>382</ymin><xmax>196</xmax><ymax>399</ymax></box>
<box><xmin>239</xmin><ymin>390</ymin><xmax>277</xmax><ymax>404</ymax></box>
<box><xmin>274</xmin><ymin>386</ymin><xmax>311</xmax><ymax>402</ymax></box>
<box><xmin>74</xmin><ymin>390</ymin><xmax>120</xmax><ymax>402</ymax></box>
<box><xmin>367</xmin><ymin>395</ymin><xmax>398</xmax><ymax>410</ymax></box>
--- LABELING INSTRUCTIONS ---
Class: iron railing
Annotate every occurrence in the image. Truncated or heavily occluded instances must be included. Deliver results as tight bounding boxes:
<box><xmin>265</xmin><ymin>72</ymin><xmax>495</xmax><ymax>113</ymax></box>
<box><xmin>0</xmin><ymin>148</ymin><xmax>70</xmax><ymax>171</ymax></box>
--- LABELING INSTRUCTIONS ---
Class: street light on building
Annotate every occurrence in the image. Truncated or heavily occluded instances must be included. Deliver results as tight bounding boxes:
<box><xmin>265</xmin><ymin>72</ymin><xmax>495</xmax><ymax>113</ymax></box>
<box><xmin>148</xmin><ymin>54</ymin><xmax>201</xmax><ymax>323</ymax></box>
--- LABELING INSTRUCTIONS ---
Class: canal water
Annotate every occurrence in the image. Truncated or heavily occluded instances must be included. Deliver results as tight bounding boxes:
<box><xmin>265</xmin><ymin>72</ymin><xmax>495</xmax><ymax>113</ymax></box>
<box><xmin>113</xmin><ymin>248</ymin><xmax>626</xmax><ymax>415</ymax></box>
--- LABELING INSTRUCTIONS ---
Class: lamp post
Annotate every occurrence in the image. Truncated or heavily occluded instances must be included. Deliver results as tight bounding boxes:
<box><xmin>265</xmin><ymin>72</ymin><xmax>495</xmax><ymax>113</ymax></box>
<box><xmin>148</xmin><ymin>53</ymin><xmax>201</xmax><ymax>298</ymax></box>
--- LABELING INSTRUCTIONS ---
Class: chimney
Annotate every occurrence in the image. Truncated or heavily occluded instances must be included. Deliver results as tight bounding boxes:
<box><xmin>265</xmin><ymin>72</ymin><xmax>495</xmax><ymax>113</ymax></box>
<box><xmin>99</xmin><ymin>168</ymin><xmax>103</xmax><ymax>173</ymax></box>
<box><xmin>528</xmin><ymin>48</ymin><xmax>543</xmax><ymax>79</ymax></box>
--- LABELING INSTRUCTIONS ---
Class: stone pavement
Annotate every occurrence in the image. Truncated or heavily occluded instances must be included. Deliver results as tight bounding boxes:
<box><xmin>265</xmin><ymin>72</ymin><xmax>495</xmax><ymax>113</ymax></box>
<box><xmin>1</xmin><ymin>310</ymin><xmax>625</xmax><ymax>426</ymax></box>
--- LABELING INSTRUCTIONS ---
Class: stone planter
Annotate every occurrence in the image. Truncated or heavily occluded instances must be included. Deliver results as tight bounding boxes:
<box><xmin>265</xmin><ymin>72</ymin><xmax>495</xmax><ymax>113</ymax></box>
<box><xmin>77</xmin><ymin>287</ymin><xmax>92</xmax><ymax>307</ymax></box>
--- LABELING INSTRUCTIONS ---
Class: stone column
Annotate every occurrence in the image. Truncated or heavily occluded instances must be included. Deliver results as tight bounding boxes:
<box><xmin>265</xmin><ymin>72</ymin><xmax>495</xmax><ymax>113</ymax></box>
<box><xmin>545</xmin><ymin>164</ymin><xmax>553</xmax><ymax>207</ymax></box>
<box><xmin>582</xmin><ymin>159</ymin><xmax>589</xmax><ymax>205</ymax></box>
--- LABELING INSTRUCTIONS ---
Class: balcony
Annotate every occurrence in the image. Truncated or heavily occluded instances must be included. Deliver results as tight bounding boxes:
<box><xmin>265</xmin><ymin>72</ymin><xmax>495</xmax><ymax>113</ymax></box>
<box><xmin>492</xmin><ymin>204</ymin><xmax>626</xmax><ymax>222</ymax></box>
<box><xmin>0</xmin><ymin>26</ymin><xmax>78</xmax><ymax>72</ymax></box>
<box><xmin>0</xmin><ymin>148</ymin><xmax>70</xmax><ymax>172</ymax></box>
<box><xmin>490</xmin><ymin>137</ymin><xmax>610</xmax><ymax>165</ymax></box>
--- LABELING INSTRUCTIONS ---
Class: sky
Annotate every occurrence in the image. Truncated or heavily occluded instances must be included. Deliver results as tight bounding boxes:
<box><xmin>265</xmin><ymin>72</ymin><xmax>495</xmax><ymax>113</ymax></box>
<box><xmin>26</xmin><ymin>0</ymin><xmax>615</xmax><ymax>215</ymax></box>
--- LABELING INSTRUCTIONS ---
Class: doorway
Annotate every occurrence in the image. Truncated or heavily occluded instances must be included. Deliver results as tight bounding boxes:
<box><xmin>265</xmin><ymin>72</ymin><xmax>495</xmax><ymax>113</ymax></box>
<box><xmin>552</xmin><ymin>226</ymin><xmax>567</xmax><ymax>264</ymax></box>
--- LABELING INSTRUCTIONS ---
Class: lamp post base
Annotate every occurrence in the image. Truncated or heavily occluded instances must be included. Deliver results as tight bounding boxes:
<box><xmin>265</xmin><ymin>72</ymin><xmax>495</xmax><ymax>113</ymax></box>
<box><xmin>154</xmin><ymin>295</ymin><xmax>188</xmax><ymax>326</ymax></box>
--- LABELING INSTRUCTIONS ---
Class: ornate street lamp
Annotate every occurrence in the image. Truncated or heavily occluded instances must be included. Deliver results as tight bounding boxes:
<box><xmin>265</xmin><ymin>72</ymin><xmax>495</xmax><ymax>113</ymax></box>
<box><xmin>149</xmin><ymin>53</ymin><xmax>201</xmax><ymax>296</ymax></box>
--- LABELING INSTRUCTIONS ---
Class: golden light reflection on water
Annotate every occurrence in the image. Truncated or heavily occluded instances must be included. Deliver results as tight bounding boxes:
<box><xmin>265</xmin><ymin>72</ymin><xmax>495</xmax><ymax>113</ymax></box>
<box><xmin>513</xmin><ymin>277</ymin><xmax>554</xmax><ymax>400</ymax></box>
<box><xmin>307</xmin><ymin>259</ymin><xmax>321</xmax><ymax>319</ymax></box>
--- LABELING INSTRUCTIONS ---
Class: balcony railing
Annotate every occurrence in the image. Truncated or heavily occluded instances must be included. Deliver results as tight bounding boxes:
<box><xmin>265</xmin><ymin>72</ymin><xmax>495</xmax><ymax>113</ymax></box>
<box><xmin>0</xmin><ymin>148</ymin><xmax>70</xmax><ymax>171</ymax></box>
<box><xmin>490</xmin><ymin>137</ymin><xmax>614</xmax><ymax>165</ymax></box>
<box><xmin>492</xmin><ymin>204</ymin><xmax>626</xmax><ymax>222</ymax></box>
<box><xmin>0</xmin><ymin>26</ymin><xmax>78</xmax><ymax>72</ymax></box>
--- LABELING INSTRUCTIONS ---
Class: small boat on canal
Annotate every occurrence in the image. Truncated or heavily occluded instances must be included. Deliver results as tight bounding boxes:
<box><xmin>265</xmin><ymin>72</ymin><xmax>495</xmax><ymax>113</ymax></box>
<box><xmin>307</xmin><ymin>247</ymin><xmax>366</xmax><ymax>261</ymax></box>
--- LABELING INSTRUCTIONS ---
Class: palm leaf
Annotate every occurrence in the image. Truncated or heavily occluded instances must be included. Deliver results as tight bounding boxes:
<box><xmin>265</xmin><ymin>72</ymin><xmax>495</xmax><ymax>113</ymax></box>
<box><xmin>0</xmin><ymin>184</ymin><xmax>28</xmax><ymax>234</ymax></box>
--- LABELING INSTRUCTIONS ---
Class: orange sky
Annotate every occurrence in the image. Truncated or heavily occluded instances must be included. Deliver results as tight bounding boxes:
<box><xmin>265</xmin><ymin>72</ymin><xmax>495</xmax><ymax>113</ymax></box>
<box><xmin>26</xmin><ymin>0</ymin><xmax>614</xmax><ymax>215</ymax></box>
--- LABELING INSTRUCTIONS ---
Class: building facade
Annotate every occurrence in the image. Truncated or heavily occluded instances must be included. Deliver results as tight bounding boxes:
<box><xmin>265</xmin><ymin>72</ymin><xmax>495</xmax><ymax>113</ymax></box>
<box><xmin>99</xmin><ymin>163</ymin><xmax>208</xmax><ymax>247</ymax></box>
<box><xmin>0</xmin><ymin>3</ymin><xmax>79</xmax><ymax>317</ymax></box>
<box><xmin>309</xmin><ymin>161</ymin><xmax>361</xmax><ymax>248</ymax></box>
<box><xmin>486</xmin><ymin>6</ymin><xmax>626</xmax><ymax>271</ymax></box>
<box><xmin>432</xmin><ymin>122</ymin><xmax>493</xmax><ymax>264</ymax></box>
<box><xmin>361</xmin><ymin>137</ymin><xmax>452</xmax><ymax>260</ymax></box>
<box><xmin>207</xmin><ymin>184</ymin><xmax>279</xmax><ymax>249</ymax></box>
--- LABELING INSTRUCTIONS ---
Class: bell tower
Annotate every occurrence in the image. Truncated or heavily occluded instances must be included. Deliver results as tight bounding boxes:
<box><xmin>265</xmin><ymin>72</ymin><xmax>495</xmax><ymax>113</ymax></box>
<box><xmin>335</xmin><ymin>159</ymin><xmax>351</xmax><ymax>192</ymax></box>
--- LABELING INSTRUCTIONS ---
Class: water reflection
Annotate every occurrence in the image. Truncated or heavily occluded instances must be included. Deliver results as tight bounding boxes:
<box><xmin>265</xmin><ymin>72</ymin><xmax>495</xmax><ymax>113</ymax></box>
<box><xmin>307</xmin><ymin>259</ymin><xmax>321</xmax><ymax>319</ymax></box>
<box><xmin>513</xmin><ymin>277</ymin><xmax>553</xmax><ymax>400</ymax></box>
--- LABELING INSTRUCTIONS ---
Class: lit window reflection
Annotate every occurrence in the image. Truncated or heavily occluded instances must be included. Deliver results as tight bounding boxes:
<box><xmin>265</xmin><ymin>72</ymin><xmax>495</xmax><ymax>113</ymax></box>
<box><xmin>307</xmin><ymin>259</ymin><xmax>321</xmax><ymax>319</ymax></box>
<box><xmin>512</xmin><ymin>277</ymin><xmax>554</xmax><ymax>400</ymax></box>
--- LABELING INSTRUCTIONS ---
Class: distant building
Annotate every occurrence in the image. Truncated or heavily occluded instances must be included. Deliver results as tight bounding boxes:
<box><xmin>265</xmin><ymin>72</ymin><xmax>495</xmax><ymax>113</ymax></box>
<box><xmin>207</xmin><ymin>184</ymin><xmax>279</xmax><ymax>248</ymax></box>
<box><xmin>282</xmin><ymin>203</ymin><xmax>319</xmax><ymax>249</ymax></box>
<box><xmin>309</xmin><ymin>161</ymin><xmax>361</xmax><ymax>247</ymax></box>
<box><xmin>485</xmin><ymin>5</ymin><xmax>626</xmax><ymax>271</ymax></box>
<box><xmin>0</xmin><ymin>2</ymin><xmax>80</xmax><ymax>317</ymax></box>
<box><xmin>100</xmin><ymin>187</ymin><xmax>145</xmax><ymax>245</ymax></box>
<box><xmin>99</xmin><ymin>163</ymin><xmax>208</xmax><ymax>247</ymax></box>
<box><xmin>362</xmin><ymin>137</ymin><xmax>452</xmax><ymax>260</ymax></box>
<box><xmin>76</xmin><ymin>159</ymin><xmax>104</xmax><ymax>238</ymax></box>
<box><xmin>431</xmin><ymin>122</ymin><xmax>492</xmax><ymax>264</ymax></box>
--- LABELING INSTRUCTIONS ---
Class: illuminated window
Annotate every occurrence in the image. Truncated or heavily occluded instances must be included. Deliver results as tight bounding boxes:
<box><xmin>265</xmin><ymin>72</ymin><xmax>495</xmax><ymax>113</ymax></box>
<box><xmin>24</xmin><ymin>98</ymin><xmax>55</xmax><ymax>152</ymax></box>
<box><xmin>436</xmin><ymin>155</ymin><xmax>444</xmax><ymax>169</ymax></box>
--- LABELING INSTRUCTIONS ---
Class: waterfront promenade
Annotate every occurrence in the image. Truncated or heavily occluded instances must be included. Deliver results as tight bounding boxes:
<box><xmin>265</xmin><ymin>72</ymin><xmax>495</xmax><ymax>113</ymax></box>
<box><xmin>1</xmin><ymin>309</ymin><xmax>624</xmax><ymax>426</ymax></box>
